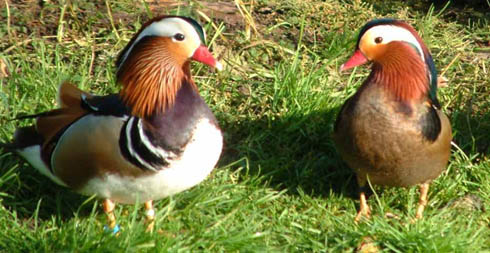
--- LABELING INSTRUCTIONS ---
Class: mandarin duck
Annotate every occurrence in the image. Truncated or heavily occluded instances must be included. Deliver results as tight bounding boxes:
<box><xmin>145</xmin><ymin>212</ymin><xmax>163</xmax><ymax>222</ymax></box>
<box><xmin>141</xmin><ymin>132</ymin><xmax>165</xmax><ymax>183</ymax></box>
<box><xmin>333</xmin><ymin>19</ymin><xmax>452</xmax><ymax>222</ymax></box>
<box><xmin>1</xmin><ymin>16</ymin><xmax>223</xmax><ymax>232</ymax></box>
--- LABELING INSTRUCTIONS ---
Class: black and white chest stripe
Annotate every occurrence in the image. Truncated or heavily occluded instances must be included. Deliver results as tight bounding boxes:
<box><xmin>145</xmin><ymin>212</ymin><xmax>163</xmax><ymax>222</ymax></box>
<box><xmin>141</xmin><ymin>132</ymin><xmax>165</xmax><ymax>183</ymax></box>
<box><xmin>119</xmin><ymin>117</ymin><xmax>178</xmax><ymax>171</ymax></box>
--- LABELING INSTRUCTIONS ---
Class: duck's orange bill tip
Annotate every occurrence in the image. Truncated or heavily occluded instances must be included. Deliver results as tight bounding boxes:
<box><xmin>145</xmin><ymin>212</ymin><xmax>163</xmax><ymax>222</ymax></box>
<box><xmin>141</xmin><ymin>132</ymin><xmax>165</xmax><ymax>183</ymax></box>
<box><xmin>192</xmin><ymin>45</ymin><xmax>222</xmax><ymax>71</ymax></box>
<box><xmin>340</xmin><ymin>50</ymin><xmax>368</xmax><ymax>72</ymax></box>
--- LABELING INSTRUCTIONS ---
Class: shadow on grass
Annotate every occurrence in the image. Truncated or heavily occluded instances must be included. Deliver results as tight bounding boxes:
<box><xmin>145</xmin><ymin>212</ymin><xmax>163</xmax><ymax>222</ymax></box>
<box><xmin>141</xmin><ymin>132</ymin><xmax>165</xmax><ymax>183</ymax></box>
<box><xmin>220</xmin><ymin>101</ymin><xmax>490</xmax><ymax>201</ymax></box>
<box><xmin>220</xmin><ymin>106</ymin><xmax>359</xmax><ymax>200</ymax></box>
<box><xmin>3</xmin><ymin>108</ymin><xmax>485</xmax><ymax>223</ymax></box>
<box><xmin>0</xmin><ymin>154</ymin><xmax>95</xmax><ymax>221</ymax></box>
<box><xmin>451</xmin><ymin>108</ymin><xmax>490</xmax><ymax>157</ymax></box>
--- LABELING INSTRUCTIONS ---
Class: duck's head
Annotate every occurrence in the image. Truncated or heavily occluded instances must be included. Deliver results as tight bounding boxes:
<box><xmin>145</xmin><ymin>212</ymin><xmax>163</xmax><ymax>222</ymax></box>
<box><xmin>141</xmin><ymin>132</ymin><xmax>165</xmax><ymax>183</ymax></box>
<box><xmin>340</xmin><ymin>19</ymin><xmax>430</xmax><ymax>71</ymax></box>
<box><xmin>116</xmin><ymin>16</ymin><xmax>222</xmax><ymax>118</ymax></box>
<box><xmin>117</xmin><ymin>16</ymin><xmax>222</xmax><ymax>72</ymax></box>
<box><xmin>340</xmin><ymin>19</ymin><xmax>439</xmax><ymax>105</ymax></box>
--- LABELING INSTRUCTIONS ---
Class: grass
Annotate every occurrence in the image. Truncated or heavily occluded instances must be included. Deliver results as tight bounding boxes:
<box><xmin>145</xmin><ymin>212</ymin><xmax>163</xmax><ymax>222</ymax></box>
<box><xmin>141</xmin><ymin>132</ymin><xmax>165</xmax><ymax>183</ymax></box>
<box><xmin>0</xmin><ymin>0</ymin><xmax>489</xmax><ymax>252</ymax></box>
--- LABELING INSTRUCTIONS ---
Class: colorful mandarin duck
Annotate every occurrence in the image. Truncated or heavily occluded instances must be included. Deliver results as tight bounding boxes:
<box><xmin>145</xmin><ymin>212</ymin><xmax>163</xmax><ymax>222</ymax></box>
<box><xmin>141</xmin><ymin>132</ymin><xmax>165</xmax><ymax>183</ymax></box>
<box><xmin>1</xmin><ymin>16</ymin><xmax>223</xmax><ymax>232</ymax></box>
<box><xmin>333</xmin><ymin>19</ymin><xmax>452</xmax><ymax>222</ymax></box>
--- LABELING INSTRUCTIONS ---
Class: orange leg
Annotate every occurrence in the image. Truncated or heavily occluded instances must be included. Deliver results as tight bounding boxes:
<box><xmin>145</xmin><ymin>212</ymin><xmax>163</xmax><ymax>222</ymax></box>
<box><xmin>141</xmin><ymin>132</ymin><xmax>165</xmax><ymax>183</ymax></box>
<box><xmin>144</xmin><ymin>200</ymin><xmax>155</xmax><ymax>232</ymax></box>
<box><xmin>355</xmin><ymin>175</ymin><xmax>371</xmax><ymax>223</ymax></box>
<box><xmin>103</xmin><ymin>199</ymin><xmax>117</xmax><ymax>229</ymax></box>
<box><xmin>415</xmin><ymin>183</ymin><xmax>430</xmax><ymax>219</ymax></box>
<box><xmin>355</xmin><ymin>190</ymin><xmax>372</xmax><ymax>222</ymax></box>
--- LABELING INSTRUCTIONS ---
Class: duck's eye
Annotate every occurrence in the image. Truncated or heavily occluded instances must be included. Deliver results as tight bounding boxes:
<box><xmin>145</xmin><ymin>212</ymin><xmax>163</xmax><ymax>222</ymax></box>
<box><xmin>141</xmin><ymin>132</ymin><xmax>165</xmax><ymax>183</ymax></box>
<box><xmin>174</xmin><ymin>33</ymin><xmax>185</xmax><ymax>41</ymax></box>
<box><xmin>374</xmin><ymin>37</ymin><xmax>383</xmax><ymax>44</ymax></box>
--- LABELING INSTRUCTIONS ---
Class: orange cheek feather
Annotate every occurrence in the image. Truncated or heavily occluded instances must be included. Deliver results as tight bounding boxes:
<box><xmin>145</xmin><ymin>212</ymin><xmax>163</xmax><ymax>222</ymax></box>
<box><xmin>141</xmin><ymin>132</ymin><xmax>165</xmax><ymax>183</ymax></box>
<box><xmin>165</xmin><ymin>41</ymin><xmax>189</xmax><ymax>66</ymax></box>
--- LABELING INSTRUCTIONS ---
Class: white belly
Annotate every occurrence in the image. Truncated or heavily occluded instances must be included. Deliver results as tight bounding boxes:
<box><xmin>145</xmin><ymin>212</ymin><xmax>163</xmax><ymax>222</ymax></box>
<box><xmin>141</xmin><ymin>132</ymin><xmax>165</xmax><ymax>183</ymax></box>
<box><xmin>79</xmin><ymin>118</ymin><xmax>223</xmax><ymax>204</ymax></box>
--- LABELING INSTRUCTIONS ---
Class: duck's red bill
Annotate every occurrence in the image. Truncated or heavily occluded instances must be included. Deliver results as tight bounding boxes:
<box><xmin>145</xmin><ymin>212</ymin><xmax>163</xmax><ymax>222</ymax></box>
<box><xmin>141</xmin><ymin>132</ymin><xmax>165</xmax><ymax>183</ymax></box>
<box><xmin>340</xmin><ymin>50</ymin><xmax>368</xmax><ymax>71</ymax></box>
<box><xmin>192</xmin><ymin>45</ymin><xmax>222</xmax><ymax>71</ymax></box>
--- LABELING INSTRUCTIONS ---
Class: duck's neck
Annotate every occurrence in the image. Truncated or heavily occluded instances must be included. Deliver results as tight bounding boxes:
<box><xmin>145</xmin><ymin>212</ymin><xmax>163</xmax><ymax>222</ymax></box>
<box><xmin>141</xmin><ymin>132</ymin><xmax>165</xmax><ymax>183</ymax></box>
<box><xmin>118</xmin><ymin>44</ymin><xmax>196</xmax><ymax>118</ymax></box>
<box><xmin>370</xmin><ymin>43</ymin><xmax>429</xmax><ymax>103</ymax></box>
<box><xmin>140</xmin><ymin>78</ymin><xmax>208</xmax><ymax>150</ymax></box>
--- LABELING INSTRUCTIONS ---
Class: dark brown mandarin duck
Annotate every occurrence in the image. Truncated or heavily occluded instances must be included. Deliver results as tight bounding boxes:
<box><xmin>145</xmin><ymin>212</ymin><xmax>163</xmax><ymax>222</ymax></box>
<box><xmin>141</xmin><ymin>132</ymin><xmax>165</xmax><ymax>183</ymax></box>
<box><xmin>2</xmin><ymin>16</ymin><xmax>223</xmax><ymax>232</ymax></box>
<box><xmin>333</xmin><ymin>19</ymin><xmax>452</xmax><ymax>222</ymax></box>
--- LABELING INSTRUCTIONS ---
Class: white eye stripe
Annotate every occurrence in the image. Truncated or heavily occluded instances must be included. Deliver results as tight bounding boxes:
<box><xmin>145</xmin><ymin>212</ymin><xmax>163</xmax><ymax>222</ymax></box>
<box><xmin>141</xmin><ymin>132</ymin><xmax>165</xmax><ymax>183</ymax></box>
<box><xmin>363</xmin><ymin>25</ymin><xmax>425</xmax><ymax>62</ymax></box>
<box><xmin>118</xmin><ymin>18</ymin><xmax>202</xmax><ymax>70</ymax></box>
